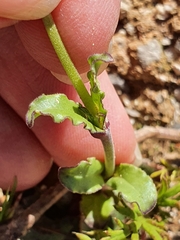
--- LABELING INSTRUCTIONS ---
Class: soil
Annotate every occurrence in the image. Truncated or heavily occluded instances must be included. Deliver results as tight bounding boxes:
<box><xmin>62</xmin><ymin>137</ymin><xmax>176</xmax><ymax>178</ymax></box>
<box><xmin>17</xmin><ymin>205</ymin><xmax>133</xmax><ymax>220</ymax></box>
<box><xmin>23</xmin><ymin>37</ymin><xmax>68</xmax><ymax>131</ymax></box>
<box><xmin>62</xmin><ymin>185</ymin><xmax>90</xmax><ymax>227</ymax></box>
<box><xmin>109</xmin><ymin>0</ymin><xmax>180</xmax><ymax>128</ymax></box>
<box><xmin>1</xmin><ymin>0</ymin><xmax>180</xmax><ymax>239</ymax></box>
<box><xmin>108</xmin><ymin>0</ymin><xmax>180</xmax><ymax>238</ymax></box>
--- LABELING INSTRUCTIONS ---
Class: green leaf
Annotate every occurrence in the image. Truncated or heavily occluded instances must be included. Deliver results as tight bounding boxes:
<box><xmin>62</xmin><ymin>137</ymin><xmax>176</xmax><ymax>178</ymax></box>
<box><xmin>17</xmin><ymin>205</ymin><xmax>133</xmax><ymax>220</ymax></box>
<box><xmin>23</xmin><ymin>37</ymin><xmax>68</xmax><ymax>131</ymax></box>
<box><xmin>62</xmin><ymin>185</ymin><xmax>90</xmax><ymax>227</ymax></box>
<box><xmin>131</xmin><ymin>233</ymin><xmax>140</xmax><ymax>240</ymax></box>
<box><xmin>88</xmin><ymin>53</ymin><xmax>113</xmax><ymax>76</ymax></box>
<box><xmin>158</xmin><ymin>198</ymin><xmax>178</xmax><ymax>207</ymax></box>
<box><xmin>162</xmin><ymin>182</ymin><xmax>180</xmax><ymax>199</ymax></box>
<box><xmin>103</xmin><ymin>228</ymin><xmax>131</xmax><ymax>240</ymax></box>
<box><xmin>26</xmin><ymin>93</ymin><xmax>104</xmax><ymax>133</ymax></box>
<box><xmin>81</xmin><ymin>192</ymin><xmax>114</xmax><ymax>228</ymax></box>
<box><xmin>73</xmin><ymin>232</ymin><xmax>92</xmax><ymax>240</ymax></box>
<box><xmin>141</xmin><ymin>219</ymin><xmax>165</xmax><ymax>240</ymax></box>
<box><xmin>157</xmin><ymin>180</ymin><xmax>180</xmax><ymax>207</ymax></box>
<box><xmin>157</xmin><ymin>179</ymin><xmax>168</xmax><ymax>199</ymax></box>
<box><xmin>0</xmin><ymin>176</ymin><xmax>17</xmax><ymax>223</ymax></box>
<box><xmin>58</xmin><ymin>158</ymin><xmax>104</xmax><ymax>194</ymax></box>
<box><xmin>106</xmin><ymin>164</ymin><xmax>157</xmax><ymax>214</ymax></box>
<box><xmin>114</xmin><ymin>205</ymin><xmax>136</xmax><ymax>220</ymax></box>
<box><xmin>87</xmin><ymin>53</ymin><xmax>113</xmax><ymax>129</ymax></box>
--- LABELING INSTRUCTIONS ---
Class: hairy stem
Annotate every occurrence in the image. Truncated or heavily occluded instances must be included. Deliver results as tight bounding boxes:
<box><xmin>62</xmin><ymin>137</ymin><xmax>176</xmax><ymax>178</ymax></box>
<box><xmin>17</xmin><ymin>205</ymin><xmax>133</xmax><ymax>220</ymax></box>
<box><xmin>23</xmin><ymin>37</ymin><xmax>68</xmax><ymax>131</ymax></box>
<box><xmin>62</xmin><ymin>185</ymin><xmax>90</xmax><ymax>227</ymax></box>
<box><xmin>101</xmin><ymin>124</ymin><xmax>115</xmax><ymax>179</ymax></box>
<box><xmin>43</xmin><ymin>14</ymin><xmax>115</xmax><ymax>177</ymax></box>
<box><xmin>42</xmin><ymin>14</ymin><xmax>99</xmax><ymax>124</ymax></box>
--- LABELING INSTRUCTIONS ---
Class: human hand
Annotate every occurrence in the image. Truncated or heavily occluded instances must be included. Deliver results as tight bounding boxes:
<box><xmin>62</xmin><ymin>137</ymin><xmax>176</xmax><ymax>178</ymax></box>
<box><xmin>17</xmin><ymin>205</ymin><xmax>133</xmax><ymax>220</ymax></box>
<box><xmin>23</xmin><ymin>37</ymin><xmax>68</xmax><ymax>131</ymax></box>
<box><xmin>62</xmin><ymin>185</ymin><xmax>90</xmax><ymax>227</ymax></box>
<box><xmin>0</xmin><ymin>0</ymin><xmax>136</xmax><ymax>191</ymax></box>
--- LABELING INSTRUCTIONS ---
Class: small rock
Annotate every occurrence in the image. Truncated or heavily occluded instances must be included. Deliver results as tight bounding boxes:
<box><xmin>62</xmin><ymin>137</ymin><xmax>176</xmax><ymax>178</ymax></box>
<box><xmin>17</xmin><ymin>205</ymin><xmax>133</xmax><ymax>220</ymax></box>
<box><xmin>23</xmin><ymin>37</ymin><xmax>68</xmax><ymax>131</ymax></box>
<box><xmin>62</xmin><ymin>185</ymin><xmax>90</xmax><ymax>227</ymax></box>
<box><xmin>125</xmin><ymin>108</ymin><xmax>140</xmax><ymax>118</ymax></box>
<box><xmin>155</xmin><ymin>2</ymin><xmax>177</xmax><ymax>20</ymax></box>
<box><xmin>137</xmin><ymin>39</ymin><xmax>162</xmax><ymax>67</ymax></box>
<box><xmin>121</xmin><ymin>0</ymin><xmax>132</xmax><ymax>12</ymax></box>
<box><xmin>171</xmin><ymin>15</ymin><xmax>180</xmax><ymax>33</ymax></box>
<box><xmin>155</xmin><ymin>4</ymin><xmax>170</xmax><ymax>20</ymax></box>
<box><xmin>108</xmin><ymin>73</ymin><xmax>126</xmax><ymax>89</ymax></box>
<box><xmin>164</xmin><ymin>47</ymin><xmax>179</xmax><ymax>62</ymax></box>
<box><xmin>175</xmin><ymin>39</ymin><xmax>180</xmax><ymax>52</ymax></box>
<box><xmin>124</xmin><ymin>23</ymin><xmax>136</xmax><ymax>35</ymax></box>
<box><xmin>174</xmin><ymin>88</ymin><xmax>180</xmax><ymax>102</ymax></box>
<box><xmin>118</xmin><ymin>29</ymin><xmax>127</xmax><ymax>35</ymax></box>
<box><xmin>157</xmin><ymin>74</ymin><xmax>168</xmax><ymax>83</ymax></box>
<box><xmin>172</xmin><ymin>60</ymin><xmax>180</xmax><ymax>76</ymax></box>
<box><xmin>161</xmin><ymin>37</ymin><xmax>171</xmax><ymax>46</ymax></box>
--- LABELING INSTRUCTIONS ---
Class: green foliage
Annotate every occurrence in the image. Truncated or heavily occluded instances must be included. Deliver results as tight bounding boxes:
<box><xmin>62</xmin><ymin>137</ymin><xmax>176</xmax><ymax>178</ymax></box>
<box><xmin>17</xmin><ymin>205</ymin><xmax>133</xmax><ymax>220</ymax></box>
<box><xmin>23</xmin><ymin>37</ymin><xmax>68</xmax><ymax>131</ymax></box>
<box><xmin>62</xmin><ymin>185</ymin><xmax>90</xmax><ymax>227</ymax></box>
<box><xmin>73</xmin><ymin>232</ymin><xmax>92</xmax><ymax>240</ymax></box>
<box><xmin>76</xmin><ymin>202</ymin><xmax>168</xmax><ymax>240</ymax></box>
<box><xmin>106</xmin><ymin>164</ymin><xmax>157</xmax><ymax>214</ymax></box>
<box><xmin>151</xmin><ymin>159</ymin><xmax>180</xmax><ymax>208</ymax></box>
<box><xmin>59</xmin><ymin>162</ymin><xmax>157</xmax><ymax>216</ymax></box>
<box><xmin>81</xmin><ymin>192</ymin><xmax>114</xmax><ymax>228</ymax></box>
<box><xmin>26</xmin><ymin>93</ymin><xmax>103</xmax><ymax>134</ymax></box>
<box><xmin>58</xmin><ymin>158</ymin><xmax>104</xmax><ymax>194</ymax></box>
<box><xmin>75</xmin><ymin>161</ymin><xmax>180</xmax><ymax>240</ymax></box>
<box><xmin>25</xmin><ymin>15</ymin><xmax>164</xmax><ymax>240</ymax></box>
<box><xmin>87</xmin><ymin>53</ymin><xmax>113</xmax><ymax>129</ymax></box>
<box><xmin>0</xmin><ymin>177</ymin><xmax>17</xmax><ymax>223</ymax></box>
<box><xmin>26</xmin><ymin>48</ymin><xmax>157</xmax><ymax>217</ymax></box>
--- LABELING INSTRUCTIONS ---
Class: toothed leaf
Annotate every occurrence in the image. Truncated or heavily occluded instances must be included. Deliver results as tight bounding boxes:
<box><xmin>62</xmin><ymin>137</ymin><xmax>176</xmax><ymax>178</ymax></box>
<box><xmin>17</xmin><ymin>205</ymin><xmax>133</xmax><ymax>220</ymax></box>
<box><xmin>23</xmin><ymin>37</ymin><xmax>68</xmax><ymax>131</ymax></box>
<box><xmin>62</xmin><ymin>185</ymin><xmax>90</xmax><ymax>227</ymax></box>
<box><xmin>87</xmin><ymin>53</ymin><xmax>113</xmax><ymax>129</ymax></box>
<box><xmin>26</xmin><ymin>93</ymin><xmax>104</xmax><ymax>133</ymax></box>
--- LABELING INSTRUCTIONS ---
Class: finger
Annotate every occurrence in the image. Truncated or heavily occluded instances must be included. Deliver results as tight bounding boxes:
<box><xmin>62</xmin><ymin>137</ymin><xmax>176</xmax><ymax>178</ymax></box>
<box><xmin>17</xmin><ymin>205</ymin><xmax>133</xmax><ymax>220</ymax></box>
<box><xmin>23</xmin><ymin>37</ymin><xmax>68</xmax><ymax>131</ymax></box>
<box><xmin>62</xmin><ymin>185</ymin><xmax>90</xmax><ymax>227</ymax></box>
<box><xmin>0</xmin><ymin>0</ymin><xmax>61</xmax><ymax>20</ymax></box>
<box><xmin>0</xmin><ymin>17</ymin><xmax>18</xmax><ymax>28</ymax></box>
<box><xmin>51</xmin><ymin>71</ymin><xmax>136</xmax><ymax>167</ymax></box>
<box><xmin>15</xmin><ymin>0</ymin><xmax>120</xmax><ymax>82</ymax></box>
<box><xmin>0</xmin><ymin>26</ymin><xmax>136</xmax><ymax>168</ymax></box>
<box><xmin>0</xmin><ymin>98</ymin><xmax>52</xmax><ymax>191</ymax></box>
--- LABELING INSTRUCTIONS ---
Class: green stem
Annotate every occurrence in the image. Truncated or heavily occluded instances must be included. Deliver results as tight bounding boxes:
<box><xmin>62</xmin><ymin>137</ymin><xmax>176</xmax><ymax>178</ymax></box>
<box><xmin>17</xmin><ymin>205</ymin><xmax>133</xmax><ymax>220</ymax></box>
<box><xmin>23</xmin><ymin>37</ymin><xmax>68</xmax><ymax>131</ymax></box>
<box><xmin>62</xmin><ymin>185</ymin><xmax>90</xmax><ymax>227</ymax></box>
<box><xmin>42</xmin><ymin>14</ymin><xmax>98</xmax><ymax>120</ymax></box>
<box><xmin>101</xmin><ymin>124</ymin><xmax>115</xmax><ymax>179</ymax></box>
<box><xmin>43</xmin><ymin>14</ymin><xmax>115</xmax><ymax>177</ymax></box>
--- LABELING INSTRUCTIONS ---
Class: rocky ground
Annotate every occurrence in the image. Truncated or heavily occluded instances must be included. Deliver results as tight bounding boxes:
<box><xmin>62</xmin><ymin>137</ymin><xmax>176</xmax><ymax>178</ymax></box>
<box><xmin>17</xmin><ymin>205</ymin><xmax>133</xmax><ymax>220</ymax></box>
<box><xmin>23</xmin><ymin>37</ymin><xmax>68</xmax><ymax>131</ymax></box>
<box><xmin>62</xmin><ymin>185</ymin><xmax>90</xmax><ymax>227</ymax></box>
<box><xmin>109</xmin><ymin>0</ymin><xmax>180</xmax><ymax>128</ymax></box>
<box><xmin>109</xmin><ymin>0</ymin><xmax>180</xmax><ymax>239</ymax></box>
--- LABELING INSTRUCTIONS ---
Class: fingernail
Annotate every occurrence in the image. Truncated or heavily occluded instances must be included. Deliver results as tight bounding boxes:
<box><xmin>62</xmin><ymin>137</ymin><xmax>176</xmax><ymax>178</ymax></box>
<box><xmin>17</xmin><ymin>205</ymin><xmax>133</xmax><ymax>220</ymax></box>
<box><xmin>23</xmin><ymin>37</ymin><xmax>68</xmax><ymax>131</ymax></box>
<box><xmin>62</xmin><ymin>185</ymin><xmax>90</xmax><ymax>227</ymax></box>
<box><xmin>133</xmin><ymin>143</ymin><xmax>143</xmax><ymax>166</ymax></box>
<box><xmin>51</xmin><ymin>71</ymin><xmax>89</xmax><ymax>84</ymax></box>
<box><xmin>0</xmin><ymin>0</ymin><xmax>61</xmax><ymax>20</ymax></box>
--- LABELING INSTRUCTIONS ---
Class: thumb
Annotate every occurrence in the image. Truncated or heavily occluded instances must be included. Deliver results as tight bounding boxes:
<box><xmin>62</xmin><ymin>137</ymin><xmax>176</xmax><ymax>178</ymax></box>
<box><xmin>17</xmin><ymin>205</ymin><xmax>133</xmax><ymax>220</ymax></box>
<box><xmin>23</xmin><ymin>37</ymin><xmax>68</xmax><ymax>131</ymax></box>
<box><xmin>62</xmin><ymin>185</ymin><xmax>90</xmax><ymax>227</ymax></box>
<box><xmin>0</xmin><ymin>0</ymin><xmax>61</xmax><ymax>21</ymax></box>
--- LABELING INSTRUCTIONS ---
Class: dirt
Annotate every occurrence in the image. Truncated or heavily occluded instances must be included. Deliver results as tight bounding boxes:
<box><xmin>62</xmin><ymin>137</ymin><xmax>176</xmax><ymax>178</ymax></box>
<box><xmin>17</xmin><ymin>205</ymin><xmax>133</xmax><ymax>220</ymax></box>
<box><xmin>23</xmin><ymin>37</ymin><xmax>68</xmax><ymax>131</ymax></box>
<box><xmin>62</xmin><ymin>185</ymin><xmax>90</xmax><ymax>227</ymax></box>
<box><xmin>108</xmin><ymin>0</ymin><xmax>180</xmax><ymax>239</ymax></box>
<box><xmin>108</xmin><ymin>0</ymin><xmax>180</xmax><ymax>128</ymax></box>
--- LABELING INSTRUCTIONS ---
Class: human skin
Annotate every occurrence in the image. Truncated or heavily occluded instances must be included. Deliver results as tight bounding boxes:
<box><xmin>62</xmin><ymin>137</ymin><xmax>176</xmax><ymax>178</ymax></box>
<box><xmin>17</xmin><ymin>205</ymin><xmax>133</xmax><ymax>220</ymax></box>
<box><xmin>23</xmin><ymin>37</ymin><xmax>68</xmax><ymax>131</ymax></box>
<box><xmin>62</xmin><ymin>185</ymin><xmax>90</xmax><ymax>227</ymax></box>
<box><xmin>0</xmin><ymin>0</ymin><xmax>136</xmax><ymax>190</ymax></box>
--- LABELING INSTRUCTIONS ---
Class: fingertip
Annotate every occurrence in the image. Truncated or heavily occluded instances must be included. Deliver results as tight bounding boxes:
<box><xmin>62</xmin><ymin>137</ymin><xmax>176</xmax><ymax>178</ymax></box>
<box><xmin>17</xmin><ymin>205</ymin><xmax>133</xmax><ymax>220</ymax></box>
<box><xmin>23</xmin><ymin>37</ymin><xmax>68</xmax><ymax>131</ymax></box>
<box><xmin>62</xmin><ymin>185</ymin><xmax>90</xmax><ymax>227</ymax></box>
<box><xmin>50</xmin><ymin>71</ymin><xmax>136</xmax><ymax>167</ymax></box>
<box><xmin>15</xmin><ymin>0</ymin><xmax>120</xmax><ymax>77</ymax></box>
<box><xmin>0</xmin><ymin>0</ymin><xmax>61</xmax><ymax>20</ymax></box>
<box><xmin>0</xmin><ymin>100</ymin><xmax>52</xmax><ymax>191</ymax></box>
<box><xmin>0</xmin><ymin>17</ymin><xmax>18</xmax><ymax>28</ymax></box>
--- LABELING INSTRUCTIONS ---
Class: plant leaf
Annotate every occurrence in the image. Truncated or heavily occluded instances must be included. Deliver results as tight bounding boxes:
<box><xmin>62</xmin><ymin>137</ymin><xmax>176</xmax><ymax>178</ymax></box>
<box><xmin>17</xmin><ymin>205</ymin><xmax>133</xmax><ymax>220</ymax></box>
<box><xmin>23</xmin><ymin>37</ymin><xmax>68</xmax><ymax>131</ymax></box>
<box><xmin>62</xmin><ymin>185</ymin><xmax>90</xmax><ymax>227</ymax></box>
<box><xmin>26</xmin><ymin>93</ymin><xmax>104</xmax><ymax>133</ymax></box>
<box><xmin>106</xmin><ymin>164</ymin><xmax>157</xmax><ymax>214</ymax></box>
<box><xmin>131</xmin><ymin>233</ymin><xmax>140</xmax><ymax>240</ymax></box>
<box><xmin>87</xmin><ymin>53</ymin><xmax>113</xmax><ymax>129</ymax></box>
<box><xmin>73</xmin><ymin>232</ymin><xmax>92</xmax><ymax>240</ymax></box>
<box><xmin>141</xmin><ymin>219</ymin><xmax>166</xmax><ymax>240</ymax></box>
<box><xmin>58</xmin><ymin>158</ymin><xmax>104</xmax><ymax>194</ymax></box>
<box><xmin>81</xmin><ymin>192</ymin><xmax>114</xmax><ymax>228</ymax></box>
<box><xmin>103</xmin><ymin>228</ymin><xmax>131</xmax><ymax>240</ymax></box>
<box><xmin>0</xmin><ymin>176</ymin><xmax>17</xmax><ymax>223</ymax></box>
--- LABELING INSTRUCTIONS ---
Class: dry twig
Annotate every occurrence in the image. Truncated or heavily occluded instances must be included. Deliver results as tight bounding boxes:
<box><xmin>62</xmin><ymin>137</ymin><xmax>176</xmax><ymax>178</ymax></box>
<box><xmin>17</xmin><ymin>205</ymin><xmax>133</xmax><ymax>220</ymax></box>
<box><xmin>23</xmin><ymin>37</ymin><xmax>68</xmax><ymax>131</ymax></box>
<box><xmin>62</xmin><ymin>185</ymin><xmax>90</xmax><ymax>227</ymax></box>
<box><xmin>0</xmin><ymin>183</ymin><xmax>68</xmax><ymax>240</ymax></box>
<box><xmin>135</xmin><ymin>126</ymin><xmax>180</xmax><ymax>143</ymax></box>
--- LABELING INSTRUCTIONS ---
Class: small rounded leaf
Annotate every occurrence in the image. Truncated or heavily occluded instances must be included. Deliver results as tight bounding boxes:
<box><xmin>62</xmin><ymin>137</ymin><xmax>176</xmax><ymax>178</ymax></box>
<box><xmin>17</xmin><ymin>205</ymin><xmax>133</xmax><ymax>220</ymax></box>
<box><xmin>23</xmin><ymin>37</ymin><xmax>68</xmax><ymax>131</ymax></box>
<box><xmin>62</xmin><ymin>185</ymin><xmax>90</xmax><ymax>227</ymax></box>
<box><xmin>58</xmin><ymin>158</ymin><xmax>105</xmax><ymax>194</ymax></box>
<box><xmin>106</xmin><ymin>164</ymin><xmax>157</xmax><ymax>214</ymax></box>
